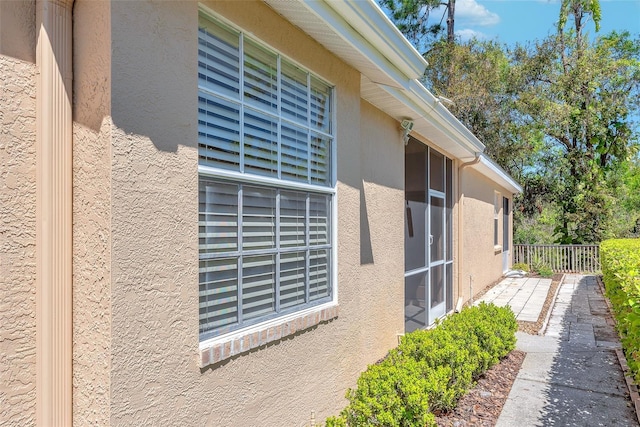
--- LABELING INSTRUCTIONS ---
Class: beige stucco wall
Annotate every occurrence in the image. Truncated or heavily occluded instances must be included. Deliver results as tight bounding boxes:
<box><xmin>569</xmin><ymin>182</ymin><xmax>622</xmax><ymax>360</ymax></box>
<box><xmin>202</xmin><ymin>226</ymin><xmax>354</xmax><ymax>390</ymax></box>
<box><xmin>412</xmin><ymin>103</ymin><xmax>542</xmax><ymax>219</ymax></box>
<box><xmin>459</xmin><ymin>167</ymin><xmax>513</xmax><ymax>302</ymax></box>
<box><xmin>0</xmin><ymin>54</ymin><xmax>37</xmax><ymax>426</ymax></box>
<box><xmin>0</xmin><ymin>0</ymin><xmax>36</xmax><ymax>63</ymax></box>
<box><xmin>359</xmin><ymin>100</ymin><xmax>405</xmax><ymax>364</ymax></box>
<box><xmin>72</xmin><ymin>0</ymin><xmax>112</xmax><ymax>424</ymax></box>
<box><xmin>65</xmin><ymin>1</ymin><xmax>407</xmax><ymax>426</ymax></box>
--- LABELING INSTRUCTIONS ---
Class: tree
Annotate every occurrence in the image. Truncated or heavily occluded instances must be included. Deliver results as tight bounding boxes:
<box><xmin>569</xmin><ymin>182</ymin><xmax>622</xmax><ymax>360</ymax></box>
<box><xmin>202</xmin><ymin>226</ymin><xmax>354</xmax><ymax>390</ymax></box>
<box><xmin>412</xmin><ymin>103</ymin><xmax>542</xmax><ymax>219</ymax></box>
<box><xmin>513</xmin><ymin>1</ymin><xmax>640</xmax><ymax>243</ymax></box>
<box><xmin>378</xmin><ymin>0</ymin><xmax>455</xmax><ymax>52</ymax></box>
<box><xmin>380</xmin><ymin>0</ymin><xmax>640</xmax><ymax>243</ymax></box>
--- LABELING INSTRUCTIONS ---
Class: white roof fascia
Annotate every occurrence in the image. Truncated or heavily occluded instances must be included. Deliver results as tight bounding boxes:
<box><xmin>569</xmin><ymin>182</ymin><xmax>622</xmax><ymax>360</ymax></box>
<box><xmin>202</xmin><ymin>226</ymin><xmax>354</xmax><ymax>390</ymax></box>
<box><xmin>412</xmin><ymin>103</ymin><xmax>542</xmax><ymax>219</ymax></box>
<box><xmin>472</xmin><ymin>154</ymin><xmax>523</xmax><ymax>194</ymax></box>
<box><xmin>295</xmin><ymin>0</ymin><xmax>420</xmax><ymax>88</ymax></box>
<box><xmin>407</xmin><ymin>80</ymin><xmax>486</xmax><ymax>154</ymax></box>
<box><xmin>323</xmin><ymin>1</ymin><xmax>428</xmax><ymax>79</ymax></box>
<box><xmin>272</xmin><ymin>0</ymin><xmax>521</xmax><ymax>192</ymax></box>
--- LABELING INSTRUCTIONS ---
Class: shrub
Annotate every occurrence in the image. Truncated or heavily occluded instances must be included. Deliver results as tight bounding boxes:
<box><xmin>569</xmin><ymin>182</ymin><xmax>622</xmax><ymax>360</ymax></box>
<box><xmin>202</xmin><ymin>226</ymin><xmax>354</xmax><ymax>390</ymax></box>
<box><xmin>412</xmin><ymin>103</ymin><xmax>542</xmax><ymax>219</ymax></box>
<box><xmin>536</xmin><ymin>265</ymin><xmax>554</xmax><ymax>278</ymax></box>
<box><xmin>328</xmin><ymin>303</ymin><xmax>517</xmax><ymax>426</ymax></box>
<box><xmin>601</xmin><ymin>239</ymin><xmax>640</xmax><ymax>382</ymax></box>
<box><xmin>512</xmin><ymin>262</ymin><xmax>530</xmax><ymax>272</ymax></box>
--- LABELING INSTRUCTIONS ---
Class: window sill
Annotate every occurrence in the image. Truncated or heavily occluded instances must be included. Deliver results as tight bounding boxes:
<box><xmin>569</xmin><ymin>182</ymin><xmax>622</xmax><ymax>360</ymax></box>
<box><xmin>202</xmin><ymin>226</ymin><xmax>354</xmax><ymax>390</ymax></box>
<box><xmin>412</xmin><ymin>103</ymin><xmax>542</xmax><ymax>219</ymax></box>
<box><xmin>199</xmin><ymin>304</ymin><xmax>339</xmax><ymax>368</ymax></box>
<box><xmin>494</xmin><ymin>245</ymin><xmax>503</xmax><ymax>254</ymax></box>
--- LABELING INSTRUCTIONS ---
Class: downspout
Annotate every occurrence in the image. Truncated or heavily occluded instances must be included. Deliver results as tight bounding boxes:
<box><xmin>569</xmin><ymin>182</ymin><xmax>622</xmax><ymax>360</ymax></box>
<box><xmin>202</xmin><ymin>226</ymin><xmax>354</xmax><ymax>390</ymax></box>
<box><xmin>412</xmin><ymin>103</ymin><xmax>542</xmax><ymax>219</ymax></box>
<box><xmin>456</xmin><ymin>153</ymin><xmax>481</xmax><ymax>311</ymax></box>
<box><xmin>36</xmin><ymin>0</ymin><xmax>73</xmax><ymax>425</ymax></box>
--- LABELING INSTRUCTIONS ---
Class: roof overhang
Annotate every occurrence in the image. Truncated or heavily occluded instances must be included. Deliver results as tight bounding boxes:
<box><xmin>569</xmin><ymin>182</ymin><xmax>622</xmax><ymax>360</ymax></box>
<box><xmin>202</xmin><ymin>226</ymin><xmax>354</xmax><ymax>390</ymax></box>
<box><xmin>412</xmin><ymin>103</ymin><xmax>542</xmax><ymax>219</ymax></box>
<box><xmin>264</xmin><ymin>0</ymin><xmax>520</xmax><ymax>193</ymax></box>
<box><xmin>472</xmin><ymin>154</ymin><xmax>523</xmax><ymax>194</ymax></box>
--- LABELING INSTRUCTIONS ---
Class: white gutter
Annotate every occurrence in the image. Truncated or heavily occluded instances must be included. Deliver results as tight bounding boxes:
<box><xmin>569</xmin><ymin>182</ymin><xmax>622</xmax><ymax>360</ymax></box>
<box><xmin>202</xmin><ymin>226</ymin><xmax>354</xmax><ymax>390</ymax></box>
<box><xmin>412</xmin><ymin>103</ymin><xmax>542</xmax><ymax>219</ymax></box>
<box><xmin>297</xmin><ymin>0</ymin><xmax>421</xmax><ymax>88</ymax></box>
<box><xmin>285</xmin><ymin>0</ymin><xmax>520</xmax><ymax>191</ymax></box>
<box><xmin>372</xmin><ymin>79</ymin><xmax>485</xmax><ymax>158</ymax></box>
<box><xmin>472</xmin><ymin>154</ymin><xmax>523</xmax><ymax>194</ymax></box>
<box><xmin>407</xmin><ymin>80</ymin><xmax>486</xmax><ymax>155</ymax></box>
<box><xmin>323</xmin><ymin>0</ymin><xmax>428</xmax><ymax>78</ymax></box>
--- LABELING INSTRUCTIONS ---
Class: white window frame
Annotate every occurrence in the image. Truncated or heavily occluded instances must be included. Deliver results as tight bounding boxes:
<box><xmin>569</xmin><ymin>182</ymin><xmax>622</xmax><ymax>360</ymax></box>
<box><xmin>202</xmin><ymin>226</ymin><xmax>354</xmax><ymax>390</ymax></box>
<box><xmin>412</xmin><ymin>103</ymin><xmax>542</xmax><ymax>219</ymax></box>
<box><xmin>197</xmin><ymin>8</ymin><xmax>338</xmax><ymax>346</ymax></box>
<box><xmin>494</xmin><ymin>191</ymin><xmax>501</xmax><ymax>251</ymax></box>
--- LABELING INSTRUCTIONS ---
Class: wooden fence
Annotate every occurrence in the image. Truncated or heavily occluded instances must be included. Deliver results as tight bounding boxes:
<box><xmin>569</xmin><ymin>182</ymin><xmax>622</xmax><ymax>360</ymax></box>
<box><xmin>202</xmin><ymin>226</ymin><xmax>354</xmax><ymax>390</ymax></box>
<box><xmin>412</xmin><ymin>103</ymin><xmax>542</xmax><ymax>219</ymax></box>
<box><xmin>513</xmin><ymin>244</ymin><xmax>601</xmax><ymax>273</ymax></box>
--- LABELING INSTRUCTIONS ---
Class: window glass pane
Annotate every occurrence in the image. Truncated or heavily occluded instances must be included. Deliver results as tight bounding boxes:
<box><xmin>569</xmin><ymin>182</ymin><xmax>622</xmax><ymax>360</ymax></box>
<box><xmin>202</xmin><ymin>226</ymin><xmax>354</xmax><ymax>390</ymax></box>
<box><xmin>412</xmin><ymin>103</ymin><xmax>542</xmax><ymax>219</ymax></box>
<box><xmin>405</xmin><ymin>271</ymin><xmax>427</xmax><ymax>333</ymax></box>
<box><xmin>280</xmin><ymin>251</ymin><xmax>307</xmax><ymax>309</ymax></box>
<box><xmin>309</xmin><ymin>194</ymin><xmax>329</xmax><ymax>246</ymax></box>
<box><xmin>503</xmin><ymin>197</ymin><xmax>510</xmax><ymax>251</ymax></box>
<box><xmin>310</xmin><ymin>76</ymin><xmax>332</xmax><ymax>133</ymax></box>
<box><xmin>198</xmin><ymin>93</ymin><xmax>240</xmax><ymax>171</ymax></box>
<box><xmin>430</xmin><ymin>196</ymin><xmax>444</xmax><ymax>262</ymax></box>
<box><xmin>244</xmin><ymin>39</ymin><xmax>277</xmax><ymax>112</ymax></box>
<box><xmin>405</xmin><ymin>139</ymin><xmax>427</xmax><ymax>271</ymax></box>
<box><xmin>430</xmin><ymin>264</ymin><xmax>444</xmax><ymax>309</ymax></box>
<box><xmin>281</xmin><ymin>61</ymin><xmax>308</xmax><ymax>124</ymax></box>
<box><xmin>310</xmin><ymin>133</ymin><xmax>331</xmax><ymax>186</ymax></box>
<box><xmin>199</xmin><ymin>257</ymin><xmax>238</xmax><ymax>337</ymax></box>
<box><xmin>242</xmin><ymin>186</ymin><xmax>276</xmax><ymax>251</ymax></box>
<box><xmin>281</xmin><ymin>123</ymin><xmax>308</xmax><ymax>183</ymax></box>
<box><xmin>429</xmin><ymin>149</ymin><xmax>444</xmax><ymax>192</ymax></box>
<box><xmin>242</xmin><ymin>255</ymin><xmax>276</xmax><ymax>320</ymax></box>
<box><xmin>309</xmin><ymin>249</ymin><xmax>329</xmax><ymax>301</ymax></box>
<box><xmin>243</xmin><ymin>108</ymin><xmax>278</xmax><ymax>177</ymax></box>
<box><xmin>198</xmin><ymin>17</ymin><xmax>240</xmax><ymax>98</ymax></box>
<box><xmin>199</xmin><ymin>180</ymin><xmax>238</xmax><ymax>254</ymax></box>
<box><xmin>280</xmin><ymin>191</ymin><xmax>306</xmax><ymax>248</ymax></box>
<box><xmin>197</xmin><ymin>14</ymin><xmax>335</xmax><ymax>339</ymax></box>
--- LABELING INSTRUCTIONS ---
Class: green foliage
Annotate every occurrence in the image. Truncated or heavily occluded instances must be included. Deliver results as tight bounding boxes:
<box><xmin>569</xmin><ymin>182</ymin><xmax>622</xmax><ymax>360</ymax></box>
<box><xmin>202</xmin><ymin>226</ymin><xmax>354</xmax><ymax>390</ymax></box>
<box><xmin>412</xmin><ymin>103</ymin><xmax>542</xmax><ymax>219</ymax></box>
<box><xmin>378</xmin><ymin>0</ymin><xmax>447</xmax><ymax>53</ymax></box>
<box><xmin>512</xmin><ymin>262</ymin><xmax>531</xmax><ymax>272</ymax></box>
<box><xmin>536</xmin><ymin>265</ymin><xmax>554</xmax><ymax>278</ymax></box>
<box><xmin>329</xmin><ymin>303</ymin><xmax>517</xmax><ymax>426</ymax></box>
<box><xmin>380</xmin><ymin>0</ymin><xmax>640</xmax><ymax>244</ymax></box>
<box><xmin>601</xmin><ymin>239</ymin><xmax>640</xmax><ymax>382</ymax></box>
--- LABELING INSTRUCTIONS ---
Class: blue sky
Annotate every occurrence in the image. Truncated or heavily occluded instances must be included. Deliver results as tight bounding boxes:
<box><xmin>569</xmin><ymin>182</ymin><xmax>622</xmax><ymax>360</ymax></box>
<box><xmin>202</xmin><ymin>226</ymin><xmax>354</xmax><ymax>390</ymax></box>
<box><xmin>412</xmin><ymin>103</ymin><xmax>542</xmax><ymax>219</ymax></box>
<box><xmin>449</xmin><ymin>0</ymin><xmax>640</xmax><ymax>45</ymax></box>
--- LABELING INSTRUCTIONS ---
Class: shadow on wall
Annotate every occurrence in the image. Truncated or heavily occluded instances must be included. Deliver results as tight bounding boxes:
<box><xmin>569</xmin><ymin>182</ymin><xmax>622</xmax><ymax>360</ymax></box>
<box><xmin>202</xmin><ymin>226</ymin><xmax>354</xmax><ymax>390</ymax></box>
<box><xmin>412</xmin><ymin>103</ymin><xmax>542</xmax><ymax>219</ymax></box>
<box><xmin>537</xmin><ymin>276</ymin><xmax>637</xmax><ymax>426</ymax></box>
<box><xmin>360</xmin><ymin>180</ymin><xmax>374</xmax><ymax>265</ymax></box>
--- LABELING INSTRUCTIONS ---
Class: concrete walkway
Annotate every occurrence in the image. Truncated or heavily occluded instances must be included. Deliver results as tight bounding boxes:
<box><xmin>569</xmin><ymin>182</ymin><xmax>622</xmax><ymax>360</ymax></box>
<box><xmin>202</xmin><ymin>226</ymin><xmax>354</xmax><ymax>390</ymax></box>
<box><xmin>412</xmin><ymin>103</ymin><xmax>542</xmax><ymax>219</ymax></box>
<box><xmin>477</xmin><ymin>276</ymin><xmax>551</xmax><ymax>322</ymax></box>
<box><xmin>496</xmin><ymin>274</ymin><xmax>638</xmax><ymax>427</ymax></box>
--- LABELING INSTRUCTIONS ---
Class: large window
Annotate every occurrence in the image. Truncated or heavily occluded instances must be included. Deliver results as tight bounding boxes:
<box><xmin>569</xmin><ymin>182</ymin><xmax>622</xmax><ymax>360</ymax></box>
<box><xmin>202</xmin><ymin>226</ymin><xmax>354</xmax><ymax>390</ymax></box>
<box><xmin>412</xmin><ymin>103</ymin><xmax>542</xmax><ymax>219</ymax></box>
<box><xmin>198</xmin><ymin>13</ymin><xmax>335</xmax><ymax>342</ymax></box>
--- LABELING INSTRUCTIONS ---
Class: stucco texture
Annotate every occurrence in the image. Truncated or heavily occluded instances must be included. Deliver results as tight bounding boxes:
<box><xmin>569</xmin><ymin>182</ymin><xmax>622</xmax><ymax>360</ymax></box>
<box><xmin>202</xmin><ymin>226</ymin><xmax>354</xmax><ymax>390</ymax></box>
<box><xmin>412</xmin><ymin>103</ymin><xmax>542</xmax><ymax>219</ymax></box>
<box><xmin>0</xmin><ymin>0</ymin><xmax>36</xmax><ymax>63</ymax></box>
<box><xmin>72</xmin><ymin>0</ymin><xmax>112</xmax><ymax>424</ymax></box>
<box><xmin>460</xmin><ymin>167</ymin><xmax>512</xmax><ymax>301</ymax></box>
<box><xmin>70</xmin><ymin>1</ymin><xmax>408</xmax><ymax>426</ymax></box>
<box><xmin>0</xmin><ymin>54</ymin><xmax>37</xmax><ymax>427</ymax></box>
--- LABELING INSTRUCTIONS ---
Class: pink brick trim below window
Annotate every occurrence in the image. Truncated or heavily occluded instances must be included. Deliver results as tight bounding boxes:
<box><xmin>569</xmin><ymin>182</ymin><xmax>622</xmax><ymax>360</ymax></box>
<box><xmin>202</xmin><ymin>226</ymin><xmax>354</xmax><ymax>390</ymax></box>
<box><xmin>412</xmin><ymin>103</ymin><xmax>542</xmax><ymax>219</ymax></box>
<box><xmin>199</xmin><ymin>305</ymin><xmax>339</xmax><ymax>368</ymax></box>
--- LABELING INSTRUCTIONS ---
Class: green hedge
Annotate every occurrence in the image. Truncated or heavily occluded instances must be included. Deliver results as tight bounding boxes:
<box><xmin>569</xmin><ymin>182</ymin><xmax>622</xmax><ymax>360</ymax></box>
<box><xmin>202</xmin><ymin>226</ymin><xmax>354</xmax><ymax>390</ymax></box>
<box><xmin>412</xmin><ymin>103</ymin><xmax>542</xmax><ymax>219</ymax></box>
<box><xmin>601</xmin><ymin>238</ymin><xmax>640</xmax><ymax>382</ymax></box>
<box><xmin>326</xmin><ymin>303</ymin><xmax>517</xmax><ymax>427</ymax></box>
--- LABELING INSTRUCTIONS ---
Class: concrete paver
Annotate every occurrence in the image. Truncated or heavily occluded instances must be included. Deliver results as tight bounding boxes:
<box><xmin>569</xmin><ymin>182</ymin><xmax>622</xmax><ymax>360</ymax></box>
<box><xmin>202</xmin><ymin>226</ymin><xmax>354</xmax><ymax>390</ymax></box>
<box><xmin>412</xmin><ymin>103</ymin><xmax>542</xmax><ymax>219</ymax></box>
<box><xmin>476</xmin><ymin>275</ymin><xmax>552</xmax><ymax>323</ymax></box>
<box><xmin>496</xmin><ymin>274</ymin><xmax>638</xmax><ymax>427</ymax></box>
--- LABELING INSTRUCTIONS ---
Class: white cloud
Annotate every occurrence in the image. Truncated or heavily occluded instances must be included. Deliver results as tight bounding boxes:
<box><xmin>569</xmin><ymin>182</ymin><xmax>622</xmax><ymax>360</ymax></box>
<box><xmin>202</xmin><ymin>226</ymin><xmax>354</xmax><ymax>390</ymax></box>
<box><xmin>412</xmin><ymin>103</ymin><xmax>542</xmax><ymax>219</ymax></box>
<box><xmin>455</xmin><ymin>28</ymin><xmax>489</xmax><ymax>41</ymax></box>
<box><xmin>456</xmin><ymin>0</ymin><xmax>500</xmax><ymax>27</ymax></box>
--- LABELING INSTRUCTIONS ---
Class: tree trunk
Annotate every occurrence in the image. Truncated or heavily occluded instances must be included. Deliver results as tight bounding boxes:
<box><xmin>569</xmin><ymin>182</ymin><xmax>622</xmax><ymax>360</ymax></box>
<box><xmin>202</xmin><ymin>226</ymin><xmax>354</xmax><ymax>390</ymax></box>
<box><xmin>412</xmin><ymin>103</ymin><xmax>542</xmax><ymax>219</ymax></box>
<box><xmin>447</xmin><ymin>0</ymin><xmax>455</xmax><ymax>43</ymax></box>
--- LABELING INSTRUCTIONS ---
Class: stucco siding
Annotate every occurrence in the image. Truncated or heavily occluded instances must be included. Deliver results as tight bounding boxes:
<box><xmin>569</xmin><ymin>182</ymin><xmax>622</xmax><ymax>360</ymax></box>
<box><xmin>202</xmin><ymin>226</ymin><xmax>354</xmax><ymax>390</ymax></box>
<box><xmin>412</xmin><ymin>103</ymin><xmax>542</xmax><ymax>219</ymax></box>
<box><xmin>0</xmin><ymin>55</ymin><xmax>37</xmax><ymax>427</ymax></box>
<box><xmin>460</xmin><ymin>167</ymin><xmax>512</xmax><ymax>300</ymax></box>
<box><xmin>99</xmin><ymin>1</ymin><xmax>407</xmax><ymax>425</ymax></box>
<box><xmin>72</xmin><ymin>0</ymin><xmax>112</xmax><ymax>424</ymax></box>
<box><xmin>0</xmin><ymin>0</ymin><xmax>36</xmax><ymax>63</ymax></box>
<box><xmin>359</xmin><ymin>100</ymin><xmax>405</xmax><ymax>356</ymax></box>
<box><xmin>109</xmin><ymin>1</ymin><xmax>200</xmax><ymax>426</ymax></box>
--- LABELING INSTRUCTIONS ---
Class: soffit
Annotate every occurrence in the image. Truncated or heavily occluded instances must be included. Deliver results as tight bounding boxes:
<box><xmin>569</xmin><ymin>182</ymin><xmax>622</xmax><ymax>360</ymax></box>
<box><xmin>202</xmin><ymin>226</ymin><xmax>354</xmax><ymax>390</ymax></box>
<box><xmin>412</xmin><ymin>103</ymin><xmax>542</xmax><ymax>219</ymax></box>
<box><xmin>361</xmin><ymin>76</ymin><xmax>480</xmax><ymax>162</ymax></box>
<box><xmin>264</xmin><ymin>0</ymin><xmax>409</xmax><ymax>89</ymax></box>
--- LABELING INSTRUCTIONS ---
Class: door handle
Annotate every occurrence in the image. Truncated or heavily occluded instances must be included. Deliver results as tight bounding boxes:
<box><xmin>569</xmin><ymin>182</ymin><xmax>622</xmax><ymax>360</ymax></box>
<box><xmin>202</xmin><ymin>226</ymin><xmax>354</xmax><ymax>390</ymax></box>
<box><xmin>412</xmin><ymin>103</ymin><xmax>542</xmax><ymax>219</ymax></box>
<box><xmin>429</xmin><ymin>235</ymin><xmax>434</xmax><ymax>245</ymax></box>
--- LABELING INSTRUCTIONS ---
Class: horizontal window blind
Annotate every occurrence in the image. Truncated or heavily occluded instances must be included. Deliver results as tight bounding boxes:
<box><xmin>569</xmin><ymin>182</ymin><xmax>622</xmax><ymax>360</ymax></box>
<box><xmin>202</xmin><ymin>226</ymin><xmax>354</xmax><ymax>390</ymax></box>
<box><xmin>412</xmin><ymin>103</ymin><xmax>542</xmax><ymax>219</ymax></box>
<box><xmin>197</xmin><ymin>14</ymin><xmax>333</xmax><ymax>186</ymax></box>
<box><xmin>198</xmin><ymin>12</ymin><xmax>335</xmax><ymax>342</ymax></box>
<box><xmin>199</xmin><ymin>178</ymin><xmax>332</xmax><ymax>340</ymax></box>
